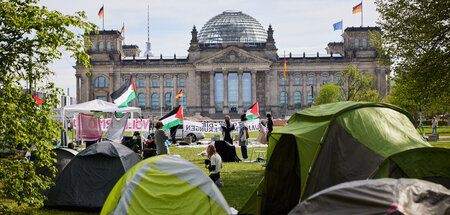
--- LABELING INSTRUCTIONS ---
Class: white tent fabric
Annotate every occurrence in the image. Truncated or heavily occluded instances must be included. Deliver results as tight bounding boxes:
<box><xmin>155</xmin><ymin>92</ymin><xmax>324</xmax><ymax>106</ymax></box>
<box><xmin>64</xmin><ymin>99</ymin><xmax>141</xmax><ymax>114</ymax></box>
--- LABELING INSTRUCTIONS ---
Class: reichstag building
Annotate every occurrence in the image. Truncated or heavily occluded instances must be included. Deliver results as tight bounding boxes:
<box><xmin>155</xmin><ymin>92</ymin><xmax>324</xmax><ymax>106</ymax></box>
<box><xmin>75</xmin><ymin>10</ymin><xmax>389</xmax><ymax>118</ymax></box>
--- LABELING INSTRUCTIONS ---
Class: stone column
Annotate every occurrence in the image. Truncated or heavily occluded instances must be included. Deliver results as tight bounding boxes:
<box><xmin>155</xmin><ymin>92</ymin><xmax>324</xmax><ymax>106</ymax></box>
<box><xmin>75</xmin><ymin>74</ymin><xmax>80</xmax><ymax>103</ymax></box>
<box><xmin>196</xmin><ymin>71</ymin><xmax>201</xmax><ymax>111</ymax></box>
<box><xmin>223</xmin><ymin>71</ymin><xmax>229</xmax><ymax>114</ymax></box>
<box><xmin>87</xmin><ymin>74</ymin><xmax>92</xmax><ymax>101</ymax></box>
<box><xmin>238</xmin><ymin>70</ymin><xmax>243</xmax><ymax>113</ymax></box>
<box><xmin>159</xmin><ymin>75</ymin><xmax>164</xmax><ymax>111</ymax></box>
<box><xmin>302</xmin><ymin>73</ymin><xmax>307</xmax><ymax>107</ymax></box>
<box><xmin>209</xmin><ymin>71</ymin><xmax>215</xmax><ymax>114</ymax></box>
<box><xmin>146</xmin><ymin>75</ymin><xmax>151</xmax><ymax>109</ymax></box>
<box><xmin>251</xmin><ymin>70</ymin><xmax>256</xmax><ymax>104</ymax></box>
<box><xmin>173</xmin><ymin>75</ymin><xmax>178</xmax><ymax>108</ymax></box>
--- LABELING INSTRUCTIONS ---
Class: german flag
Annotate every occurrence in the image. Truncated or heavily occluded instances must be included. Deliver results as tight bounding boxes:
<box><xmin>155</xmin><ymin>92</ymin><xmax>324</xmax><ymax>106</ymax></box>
<box><xmin>352</xmin><ymin>2</ymin><xmax>362</xmax><ymax>14</ymax></box>
<box><xmin>120</xmin><ymin>25</ymin><xmax>124</xmax><ymax>34</ymax></box>
<box><xmin>175</xmin><ymin>90</ymin><xmax>183</xmax><ymax>99</ymax></box>
<box><xmin>98</xmin><ymin>6</ymin><xmax>104</xmax><ymax>19</ymax></box>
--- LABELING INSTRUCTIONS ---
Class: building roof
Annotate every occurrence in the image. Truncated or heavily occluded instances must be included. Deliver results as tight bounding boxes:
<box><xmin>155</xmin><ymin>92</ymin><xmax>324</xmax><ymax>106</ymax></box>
<box><xmin>198</xmin><ymin>10</ymin><xmax>267</xmax><ymax>45</ymax></box>
<box><xmin>344</xmin><ymin>26</ymin><xmax>381</xmax><ymax>32</ymax></box>
<box><xmin>85</xmin><ymin>30</ymin><xmax>121</xmax><ymax>36</ymax></box>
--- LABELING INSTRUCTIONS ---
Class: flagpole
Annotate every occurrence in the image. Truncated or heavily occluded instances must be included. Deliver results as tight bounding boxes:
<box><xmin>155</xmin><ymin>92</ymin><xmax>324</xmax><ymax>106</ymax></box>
<box><xmin>361</xmin><ymin>1</ymin><xmax>363</xmax><ymax>27</ymax></box>
<box><xmin>123</xmin><ymin>22</ymin><xmax>125</xmax><ymax>45</ymax></box>
<box><xmin>284</xmin><ymin>50</ymin><xmax>287</xmax><ymax>119</ymax></box>
<box><xmin>102</xmin><ymin>4</ymin><xmax>104</xmax><ymax>30</ymax></box>
<box><xmin>341</xmin><ymin>20</ymin><xmax>344</xmax><ymax>33</ymax></box>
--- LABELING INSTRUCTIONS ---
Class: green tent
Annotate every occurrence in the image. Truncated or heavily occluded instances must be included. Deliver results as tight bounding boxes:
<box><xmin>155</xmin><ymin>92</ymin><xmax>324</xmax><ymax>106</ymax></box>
<box><xmin>240</xmin><ymin>101</ymin><xmax>431</xmax><ymax>215</ymax></box>
<box><xmin>371</xmin><ymin>147</ymin><xmax>450</xmax><ymax>188</ymax></box>
<box><xmin>101</xmin><ymin>155</ymin><xmax>231</xmax><ymax>215</ymax></box>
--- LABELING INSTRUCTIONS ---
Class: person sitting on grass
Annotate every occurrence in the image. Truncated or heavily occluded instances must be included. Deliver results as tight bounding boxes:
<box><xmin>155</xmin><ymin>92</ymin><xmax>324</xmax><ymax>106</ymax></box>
<box><xmin>205</xmin><ymin>144</ymin><xmax>224</xmax><ymax>187</ymax></box>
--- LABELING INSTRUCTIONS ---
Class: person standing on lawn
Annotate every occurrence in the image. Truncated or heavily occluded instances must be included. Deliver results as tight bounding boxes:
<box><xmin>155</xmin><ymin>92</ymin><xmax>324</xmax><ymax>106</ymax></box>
<box><xmin>239</xmin><ymin>114</ymin><xmax>249</xmax><ymax>160</ymax></box>
<box><xmin>266</xmin><ymin>113</ymin><xmax>273</xmax><ymax>142</ymax></box>
<box><xmin>432</xmin><ymin>117</ymin><xmax>438</xmax><ymax>134</ymax></box>
<box><xmin>155</xmin><ymin>122</ymin><xmax>169</xmax><ymax>155</ymax></box>
<box><xmin>221</xmin><ymin>115</ymin><xmax>235</xmax><ymax>144</ymax></box>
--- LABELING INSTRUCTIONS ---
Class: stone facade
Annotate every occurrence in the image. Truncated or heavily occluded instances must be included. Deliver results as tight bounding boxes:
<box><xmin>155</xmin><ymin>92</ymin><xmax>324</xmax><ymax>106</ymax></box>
<box><xmin>75</xmin><ymin>26</ymin><xmax>389</xmax><ymax>119</ymax></box>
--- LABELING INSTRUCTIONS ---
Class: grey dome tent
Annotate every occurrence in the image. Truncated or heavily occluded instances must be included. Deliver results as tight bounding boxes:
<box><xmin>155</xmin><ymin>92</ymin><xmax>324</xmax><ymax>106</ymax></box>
<box><xmin>288</xmin><ymin>178</ymin><xmax>450</xmax><ymax>215</ymax></box>
<box><xmin>240</xmin><ymin>102</ymin><xmax>431</xmax><ymax>215</ymax></box>
<box><xmin>37</xmin><ymin>148</ymin><xmax>78</xmax><ymax>181</ymax></box>
<box><xmin>45</xmin><ymin>141</ymin><xmax>141</xmax><ymax>211</ymax></box>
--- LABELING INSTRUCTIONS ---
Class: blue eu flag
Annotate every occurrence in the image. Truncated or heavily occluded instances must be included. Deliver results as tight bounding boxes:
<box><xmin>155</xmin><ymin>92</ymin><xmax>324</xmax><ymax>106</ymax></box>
<box><xmin>333</xmin><ymin>21</ymin><xmax>343</xmax><ymax>31</ymax></box>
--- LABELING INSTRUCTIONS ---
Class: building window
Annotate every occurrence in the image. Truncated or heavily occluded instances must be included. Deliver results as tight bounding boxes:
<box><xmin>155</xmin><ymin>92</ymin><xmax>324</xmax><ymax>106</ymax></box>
<box><xmin>362</xmin><ymin>38</ymin><xmax>367</xmax><ymax>47</ymax></box>
<box><xmin>179</xmin><ymin>78</ymin><xmax>185</xmax><ymax>87</ymax></box>
<box><xmin>281</xmin><ymin>77</ymin><xmax>286</xmax><ymax>86</ymax></box>
<box><xmin>179</xmin><ymin>93</ymin><xmax>187</xmax><ymax>110</ymax></box>
<box><xmin>151</xmin><ymin>94</ymin><xmax>159</xmax><ymax>110</ymax></box>
<box><xmin>96</xmin><ymin>96</ymin><xmax>106</xmax><ymax>101</ymax></box>
<box><xmin>355</xmin><ymin>39</ymin><xmax>359</xmax><ymax>47</ymax></box>
<box><xmin>99</xmin><ymin>41</ymin><xmax>104</xmax><ymax>50</ymax></box>
<box><xmin>165</xmin><ymin>78</ymin><xmax>171</xmax><ymax>87</ymax></box>
<box><xmin>165</xmin><ymin>93</ymin><xmax>172</xmax><ymax>110</ymax></box>
<box><xmin>336</xmin><ymin>76</ymin><xmax>341</xmax><ymax>84</ymax></box>
<box><xmin>322</xmin><ymin>76</ymin><xmax>328</xmax><ymax>85</ymax></box>
<box><xmin>280</xmin><ymin>91</ymin><xmax>287</xmax><ymax>108</ymax></box>
<box><xmin>214</xmin><ymin>73</ymin><xmax>224</xmax><ymax>111</ymax></box>
<box><xmin>242</xmin><ymin>73</ymin><xmax>252</xmax><ymax>109</ymax></box>
<box><xmin>92</xmin><ymin>41</ymin><xmax>96</xmax><ymax>50</ymax></box>
<box><xmin>138</xmin><ymin>78</ymin><xmax>144</xmax><ymax>87</ymax></box>
<box><xmin>138</xmin><ymin>93</ymin><xmax>145</xmax><ymax>108</ymax></box>
<box><xmin>308</xmin><ymin>91</ymin><xmax>314</xmax><ymax>106</ymax></box>
<box><xmin>106</xmin><ymin>42</ymin><xmax>111</xmax><ymax>50</ymax></box>
<box><xmin>295</xmin><ymin>77</ymin><xmax>301</xmax><ymax>85</ymax></box>
<box><xmin>308</xmin><ymin>77</ymin><xmax>314</xmax><ymax>86</ymax></box>
<box><xmin>294</xmin><ymin>92</ymin><xmax>301</xmax><ymax>108</ymax></box>
<box><xmin>95</xmin><ymin>77</ymin><xmax>108</xmax><ymax>88</ymax></box>
<box><xmin>152</xmin><ymin>78</ymin><xmax>158</xmax><ymax>87</ymax></box>
<box><xmin>228</xmin><ymin>73</ymin><xmax>238</xmax><ymax>112</ymax></box>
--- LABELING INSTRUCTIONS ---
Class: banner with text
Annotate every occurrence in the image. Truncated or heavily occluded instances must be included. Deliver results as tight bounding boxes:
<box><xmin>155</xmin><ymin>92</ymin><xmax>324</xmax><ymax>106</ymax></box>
<box><xmin>73</xmin><ymin>118</ymin><xmax>150</xmax><ymax>132</ymax></box>
<box><xmin>183</xmin><ymin>119</ymin><xmax>260</xmax><ymax>134</ymax></box>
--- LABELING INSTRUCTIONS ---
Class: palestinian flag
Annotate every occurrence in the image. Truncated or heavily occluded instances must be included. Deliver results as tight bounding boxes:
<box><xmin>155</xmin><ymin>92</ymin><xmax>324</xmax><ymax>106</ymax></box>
<box><xmin>33</xmin><ymin>95</ymin><xmax>44</xmax><ymax>106</ymax></box>
<box><xmin>111</xmin><ymin>77</ymin><xmax>136</xmax><ymax>107</ymax></box>
<box><xmin>246</xmin><ymin>102</ymin><xmax>259</xmax><ymax>120</ymax></box>
<box><xmin>160</xmin><ymin>105</ymin><xmax>183</xmax><ymax>130</ymax></box>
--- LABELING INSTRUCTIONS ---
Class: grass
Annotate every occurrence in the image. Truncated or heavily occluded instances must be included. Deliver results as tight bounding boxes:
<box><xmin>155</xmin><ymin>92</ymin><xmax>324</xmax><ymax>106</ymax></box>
<box><xmin>4</xmin><ymin>126</ymin><xmax>449</xmax><ymax>214</ymax></box>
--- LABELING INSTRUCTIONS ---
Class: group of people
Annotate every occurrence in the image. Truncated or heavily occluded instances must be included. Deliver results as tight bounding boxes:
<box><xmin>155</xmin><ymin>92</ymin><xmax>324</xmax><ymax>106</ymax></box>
<box><xmin>221</xmin><ymin>113</ymin><xmax>273</xmax><ymax>160</ymax></box>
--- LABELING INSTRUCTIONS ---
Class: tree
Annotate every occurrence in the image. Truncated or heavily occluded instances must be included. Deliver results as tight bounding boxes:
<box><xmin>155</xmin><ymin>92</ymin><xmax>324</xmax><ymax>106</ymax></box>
<box><xmin>0</xmin><ymin>0</ymin><xmax>95</xmax><ymax>209</ymax></box>
<box><xmin>372</xmin><ymin>0</ymin><xmax>450</xmax><ymax>114</ymax></box>
<box><xmin>315</xmin><ymin>84</ymin><xmax>341</xmax><ymax>105</ymax></box>
<box><xmin>338</xmin><ymin>65</ymin><xmax>380</xmax><ymax>102</ymax></box>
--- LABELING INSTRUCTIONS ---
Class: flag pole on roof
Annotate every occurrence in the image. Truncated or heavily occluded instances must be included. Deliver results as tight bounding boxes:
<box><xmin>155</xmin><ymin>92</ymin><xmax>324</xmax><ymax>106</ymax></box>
<box><xmin>111</xmin><ymin>77</ymin><xmax>136</xmax><ymax>108</ymax></box>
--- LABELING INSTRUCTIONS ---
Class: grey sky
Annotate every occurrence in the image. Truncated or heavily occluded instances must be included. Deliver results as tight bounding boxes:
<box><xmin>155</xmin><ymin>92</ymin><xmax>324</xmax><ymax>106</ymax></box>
<box><xmin>39</xmin><ymin>0</ymin><xmax>379</xmax><ymax>98</ymax></box>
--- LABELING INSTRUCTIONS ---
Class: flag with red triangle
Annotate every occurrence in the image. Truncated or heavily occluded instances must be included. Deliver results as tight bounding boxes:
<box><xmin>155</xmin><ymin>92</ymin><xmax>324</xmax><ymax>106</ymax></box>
<box><xmin>160</xmin><ymin>105</ymin><xmax>183</xmax><ymax>130</ymax></box>
<box><xmin>246</xmin><ymin>102</ymin><xmax>259</xmax><ymax>120</ymax></box>
<box><xmin>33</xmin><ymin>95</ymin><xmax>44</xmax><ymax>106</ymax></box>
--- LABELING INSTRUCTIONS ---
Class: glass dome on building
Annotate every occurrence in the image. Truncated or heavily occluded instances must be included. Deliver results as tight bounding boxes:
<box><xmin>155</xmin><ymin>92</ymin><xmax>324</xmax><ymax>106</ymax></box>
<box><xmin>198</xmin><ymin>10</ymin><xmax>268</xmax><ymax>46</ymax></box>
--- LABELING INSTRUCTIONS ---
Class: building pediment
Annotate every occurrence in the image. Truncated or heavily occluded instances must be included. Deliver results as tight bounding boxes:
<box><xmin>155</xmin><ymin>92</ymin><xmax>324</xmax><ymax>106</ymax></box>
<box><xmin>194</xmin><ymin>46</ymin><xmax>272</xmax><ymax>65</ymax></box>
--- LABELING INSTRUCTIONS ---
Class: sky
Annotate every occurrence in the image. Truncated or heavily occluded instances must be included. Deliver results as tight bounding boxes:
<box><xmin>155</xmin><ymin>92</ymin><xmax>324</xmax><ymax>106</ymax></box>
<box><xmin>39</xmin><ymin>0</ymin><xmax>379</xmax><ymax>98</ymax></box>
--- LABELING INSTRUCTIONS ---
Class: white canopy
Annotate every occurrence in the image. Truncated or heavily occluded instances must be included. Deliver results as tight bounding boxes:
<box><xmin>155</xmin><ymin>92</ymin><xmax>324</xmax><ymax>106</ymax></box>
<box><xmin>63</xmin><ymin>99</ymin><xmax>141</xmax><ymax>114</ymax></box>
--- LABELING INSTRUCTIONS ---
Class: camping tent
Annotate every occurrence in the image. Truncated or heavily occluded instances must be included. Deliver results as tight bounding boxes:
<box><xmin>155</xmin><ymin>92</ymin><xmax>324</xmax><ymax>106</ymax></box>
<box><xmin>371</xmin><ymin>147</ymin><xmax>450</xmax><ymax>188</ymax></box>
<box><xmin>288</xmin><ymin>178</ymin><xmax>450</xmax><ymax>215</ymax></box>
<box><xmin>101</xmin><ymin>155</ymin><xmax>232</xmax><ymax>215</ymax></box>
<box><xmin>63</xmin><ymin>99</ymin><xmax>141</xmax><ymax>115</ymax></box>
<box><xmin>240</xmin><ymin>101</ymin><xmax>431</xmax><ymax>215</ymax></box>
<box><xmin>45</xmin><ymin>141</ymin><xmax>141</xmax><ymax>211</ymax></box>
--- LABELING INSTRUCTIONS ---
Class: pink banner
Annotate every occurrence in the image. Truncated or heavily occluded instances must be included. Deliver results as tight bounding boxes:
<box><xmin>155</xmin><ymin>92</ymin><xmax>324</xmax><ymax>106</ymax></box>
<box><xmin>73</xmin><ymin>117</ymin><xmax>150</xmax><ymax>131</ymax></box>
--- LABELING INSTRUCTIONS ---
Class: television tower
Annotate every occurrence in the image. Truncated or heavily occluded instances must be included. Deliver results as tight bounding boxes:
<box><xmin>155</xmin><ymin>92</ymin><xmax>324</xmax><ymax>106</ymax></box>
<box><xmin>143</xmin><ymin>5</ymin><xmax>154</xmax><ymax>57</ymax></box>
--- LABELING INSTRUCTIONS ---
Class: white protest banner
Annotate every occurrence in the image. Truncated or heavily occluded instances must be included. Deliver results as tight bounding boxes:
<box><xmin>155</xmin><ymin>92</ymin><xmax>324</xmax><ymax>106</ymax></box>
<box><xmin>183</xmin><ymin>119</ymin><xmax>260</xmax><ymax>134</ymax></box>
<box><xmin>73</xmin><ymin>117</ymin><xmax>150</xmax><ymax>131</ymax></box>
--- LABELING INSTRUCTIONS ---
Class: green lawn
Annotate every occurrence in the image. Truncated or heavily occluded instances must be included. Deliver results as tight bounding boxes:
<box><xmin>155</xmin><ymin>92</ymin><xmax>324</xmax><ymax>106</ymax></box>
<box><xmin>3</xmin><ymin>126</ymin><xmax>449</xmax><ymax>214</ymax></box>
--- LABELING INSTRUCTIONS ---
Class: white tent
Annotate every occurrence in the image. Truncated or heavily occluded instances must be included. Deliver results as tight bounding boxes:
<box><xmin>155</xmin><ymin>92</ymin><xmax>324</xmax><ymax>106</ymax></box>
<box><xmin>60</xmin><ymin>100</ymin><xmax>141</xmax><ymax>146</ymax></box>
<box><xmin>63</xmin><ymin>99</ymin><xmax>141</xmax><ymax>114</ymax></box>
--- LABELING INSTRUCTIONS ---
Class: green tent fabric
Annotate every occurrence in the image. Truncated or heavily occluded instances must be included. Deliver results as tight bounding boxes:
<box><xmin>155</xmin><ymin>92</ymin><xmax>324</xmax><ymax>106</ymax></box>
<box><xmin>371</xmin><ymin>147</ymin><xmax>450</xmax><ymax>188</ymax></box>
<box><xmin>239</xmin><ymin>101</ymin><xmax>431</xmax><ymax>215</ymax></box>
<box><xmin>101</xmin><ymin>155</ymin><xmax>231</xmax><ymax>215</ymax></box>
